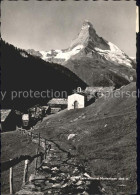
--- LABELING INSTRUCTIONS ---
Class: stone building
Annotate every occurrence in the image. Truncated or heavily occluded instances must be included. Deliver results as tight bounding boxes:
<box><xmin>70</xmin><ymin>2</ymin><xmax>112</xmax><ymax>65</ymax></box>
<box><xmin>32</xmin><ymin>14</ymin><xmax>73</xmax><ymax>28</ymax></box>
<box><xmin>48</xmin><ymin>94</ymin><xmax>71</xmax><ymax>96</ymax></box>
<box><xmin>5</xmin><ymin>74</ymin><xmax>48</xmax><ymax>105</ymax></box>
<box><xmin>47</xmin><ymin>98</ymin><xmax>67</xmax><ymax>114</ymax></box>
<box><xmin>68</xmin><ymin>93</ymin><xmax>85</xmax><ymax>110</ymax></box>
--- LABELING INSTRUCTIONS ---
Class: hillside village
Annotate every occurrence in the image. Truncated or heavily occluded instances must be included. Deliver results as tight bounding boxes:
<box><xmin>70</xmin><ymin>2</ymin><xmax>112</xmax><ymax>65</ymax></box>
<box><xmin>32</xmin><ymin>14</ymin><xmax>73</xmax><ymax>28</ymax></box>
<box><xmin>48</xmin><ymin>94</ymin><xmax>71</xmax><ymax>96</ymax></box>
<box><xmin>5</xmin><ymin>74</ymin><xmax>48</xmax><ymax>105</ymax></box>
<box><xmin>1</xmin><ymin>86</ymin><xmax>114</xmax><ymax>132</ymax></box>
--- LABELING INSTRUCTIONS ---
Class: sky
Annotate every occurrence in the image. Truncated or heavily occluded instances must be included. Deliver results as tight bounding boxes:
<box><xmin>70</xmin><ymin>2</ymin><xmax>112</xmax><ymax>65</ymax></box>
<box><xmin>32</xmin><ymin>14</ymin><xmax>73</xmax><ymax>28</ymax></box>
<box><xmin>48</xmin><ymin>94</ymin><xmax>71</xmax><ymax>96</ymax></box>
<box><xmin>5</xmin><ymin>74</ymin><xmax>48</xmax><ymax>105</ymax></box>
<box><xmin>1</xmin><ymin>0</ymin><xmax>136</xmax><ymax>57</ymax></box>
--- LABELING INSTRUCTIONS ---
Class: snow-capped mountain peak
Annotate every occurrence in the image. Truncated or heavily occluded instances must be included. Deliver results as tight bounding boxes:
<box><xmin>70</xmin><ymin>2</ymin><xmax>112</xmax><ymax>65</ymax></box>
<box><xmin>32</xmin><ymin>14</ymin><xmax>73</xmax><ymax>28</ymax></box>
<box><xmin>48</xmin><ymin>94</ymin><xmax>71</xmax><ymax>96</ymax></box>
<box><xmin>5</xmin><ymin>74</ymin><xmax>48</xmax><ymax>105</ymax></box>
<box><xmin>27</xmin><ymin>21</ymin><xmax>135</xmax><ymax>69</ymax></box>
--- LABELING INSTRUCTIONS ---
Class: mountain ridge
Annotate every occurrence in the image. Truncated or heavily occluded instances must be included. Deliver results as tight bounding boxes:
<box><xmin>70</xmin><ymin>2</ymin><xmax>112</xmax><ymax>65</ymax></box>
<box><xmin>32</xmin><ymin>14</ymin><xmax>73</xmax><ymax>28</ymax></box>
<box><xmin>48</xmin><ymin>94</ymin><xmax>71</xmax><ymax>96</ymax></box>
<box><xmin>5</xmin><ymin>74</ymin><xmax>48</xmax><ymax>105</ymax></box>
<box><xmin>27</xmin><ymin>21</ymin><xmax>135</xmax><ymax>68</ymax></box>
<box><xmin>27</xmin><ymin>21</ymin><xmax>136</xmax><ymax>87</ymax></box>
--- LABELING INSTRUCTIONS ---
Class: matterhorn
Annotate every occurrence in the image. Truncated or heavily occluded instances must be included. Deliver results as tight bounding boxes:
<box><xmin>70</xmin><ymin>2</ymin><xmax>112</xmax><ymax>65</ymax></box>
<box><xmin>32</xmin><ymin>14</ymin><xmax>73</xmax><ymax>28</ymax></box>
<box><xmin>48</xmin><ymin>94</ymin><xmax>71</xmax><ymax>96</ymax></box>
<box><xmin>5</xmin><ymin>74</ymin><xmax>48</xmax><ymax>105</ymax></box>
<box><xmin>27</xmin><ymin>21</ymin><xmax>136</xmax><ymax>87</ymax></box>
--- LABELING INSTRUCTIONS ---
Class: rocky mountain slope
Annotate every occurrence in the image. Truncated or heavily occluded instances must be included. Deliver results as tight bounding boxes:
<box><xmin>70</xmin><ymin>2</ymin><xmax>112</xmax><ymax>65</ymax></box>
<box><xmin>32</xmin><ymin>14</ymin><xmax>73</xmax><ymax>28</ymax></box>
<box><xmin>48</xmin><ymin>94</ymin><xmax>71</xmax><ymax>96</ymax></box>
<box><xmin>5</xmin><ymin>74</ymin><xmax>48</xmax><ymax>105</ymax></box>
<box><xmin>34</xmin><ymin>82</ymin><xmax>136</xmax><ymax>194</ymax></box>
<box><xmin>27</xmin><ymin>21</ymin><xmax>136</xmax><ymax>88</ymax></box>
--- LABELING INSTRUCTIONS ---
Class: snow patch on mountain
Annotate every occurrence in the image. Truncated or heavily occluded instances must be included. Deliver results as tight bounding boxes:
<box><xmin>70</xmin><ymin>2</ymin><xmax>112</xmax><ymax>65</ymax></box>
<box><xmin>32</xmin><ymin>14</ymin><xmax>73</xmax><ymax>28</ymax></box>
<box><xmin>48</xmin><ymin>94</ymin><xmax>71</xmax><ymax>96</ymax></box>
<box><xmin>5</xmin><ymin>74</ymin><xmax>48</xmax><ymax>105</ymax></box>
<box><xmin>40</xmin><ymin>51</ymin><xmax>50</xmax><ymax>60</ymax></box>
<box><xmin>94</xmin><ymin>42</ymin><xmax>132</xmax><ymax>67</ymax></box>
<box><xmin>55</xmin><ymin>45</ymin><xmax>84</xmax><ymax>60</ymax></box>
<box><xmin>40</xmin><ymin>45</ymin><xmax>84</xmax><ymax>61</ymax></box>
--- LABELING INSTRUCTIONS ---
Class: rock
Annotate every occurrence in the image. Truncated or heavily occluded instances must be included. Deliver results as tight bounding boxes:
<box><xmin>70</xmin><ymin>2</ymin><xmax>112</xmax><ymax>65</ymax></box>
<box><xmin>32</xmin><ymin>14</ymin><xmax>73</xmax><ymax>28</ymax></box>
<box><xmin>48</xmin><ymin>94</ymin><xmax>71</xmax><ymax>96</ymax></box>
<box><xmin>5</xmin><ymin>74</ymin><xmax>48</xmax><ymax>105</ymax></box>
<box><xmin>82</xmin><ymin>191</ymin><xmax>89</xmax><ymax>195</ymax></box>
<box><xmin>70</xmin><ymin>176</ymin><xmax>81</xmax><ymax>181</ymax></box>
<box><xmin>50</xmin><ymin>177</ymin><xmax>58</xmax><ymax>181</ymax></box>
<box><xmin>75</xmin><ymin>180</ymin><xmax>83</xmax><ymax>186</ymax></box>
<box><xmin>51</xmin><ymin>166</ymin><xmax>59</xmax><ymax>170</ymax></box>
<box><xmin>51</xmin><ymin>167</ymin><xmax>59</xmax><ymax>171</ymax></box>
<box><xmin>29</xmin><ymin>174</ymin><xmax>36</xmax><ymax>183</ymax></box>
<box><xmin>42</xmin><ymin>165</ymin><xmax>51</xmax><ymax>170</ymax></box>
<box><xmin>52</xmin><ymin>183</ymin><xmax>61</xmax><ymax>188</ymax></box>
<box><xmin>101</xmin><ymin>187</ymin><xmax>106</xmax><ymax>192</ymax></box>
<box><xmin>67</xmin><ymin>134</ymin><xmax>77</xmax><ymax>140</ymax></box>
<box><xmin>61</xmin><ymin>183</ymin><xmax>68</xmax><ymax>188</ymax></box>
<box><xmin>83</xmin><ymin>173</ymin><xmax>91</xmax><ymax>178</ymax></box>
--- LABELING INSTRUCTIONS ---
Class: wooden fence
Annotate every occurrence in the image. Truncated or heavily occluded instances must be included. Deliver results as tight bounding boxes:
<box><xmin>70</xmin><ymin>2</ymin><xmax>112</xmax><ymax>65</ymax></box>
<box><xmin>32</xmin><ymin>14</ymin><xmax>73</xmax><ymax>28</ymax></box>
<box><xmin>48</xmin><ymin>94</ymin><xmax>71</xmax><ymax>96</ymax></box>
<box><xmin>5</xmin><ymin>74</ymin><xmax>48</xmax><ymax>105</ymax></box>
<box><xmin>8</xmin><ymin>128</ymin><xmax>51</xmax><ymax>194</ymax></box>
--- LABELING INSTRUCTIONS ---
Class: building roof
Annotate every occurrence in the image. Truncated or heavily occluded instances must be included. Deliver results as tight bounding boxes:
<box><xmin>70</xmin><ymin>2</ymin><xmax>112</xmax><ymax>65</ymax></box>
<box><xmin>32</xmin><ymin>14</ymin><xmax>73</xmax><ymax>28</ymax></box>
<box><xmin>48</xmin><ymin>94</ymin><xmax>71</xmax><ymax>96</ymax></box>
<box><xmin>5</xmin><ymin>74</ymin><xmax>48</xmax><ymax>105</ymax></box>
<box><xmin>68</xmin><ymin>92</ymin><xmax>86</xmax><ymax>97</ymax></box>
<box><xmin>85</xmin><ymin>87</ymin><xmax>115</xmax><ymax>95</ymax></box>
<box><xmin>48</xmin><ymin>98</ymin><xmax>67</xmax><ymax>105</ymax></box>
<box><xmin>41</xmin><ymin>106</ymin><xmax>49</xmax><ymax>110</ymax></box>
<box><xmin>1</xmin><ymin>109</ymin><xmax>11</xmax><ymax>122</ymax></box>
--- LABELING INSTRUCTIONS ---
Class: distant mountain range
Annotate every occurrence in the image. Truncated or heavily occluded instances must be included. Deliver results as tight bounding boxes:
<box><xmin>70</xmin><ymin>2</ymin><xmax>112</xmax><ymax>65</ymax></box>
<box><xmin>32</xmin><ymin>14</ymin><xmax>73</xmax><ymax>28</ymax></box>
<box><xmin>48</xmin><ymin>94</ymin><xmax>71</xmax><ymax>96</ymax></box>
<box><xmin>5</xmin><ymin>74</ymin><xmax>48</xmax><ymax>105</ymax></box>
<box><xmin>27</xmin><ymin>21</ymin><xmax>136</xmax><ymax>88</ymax></box>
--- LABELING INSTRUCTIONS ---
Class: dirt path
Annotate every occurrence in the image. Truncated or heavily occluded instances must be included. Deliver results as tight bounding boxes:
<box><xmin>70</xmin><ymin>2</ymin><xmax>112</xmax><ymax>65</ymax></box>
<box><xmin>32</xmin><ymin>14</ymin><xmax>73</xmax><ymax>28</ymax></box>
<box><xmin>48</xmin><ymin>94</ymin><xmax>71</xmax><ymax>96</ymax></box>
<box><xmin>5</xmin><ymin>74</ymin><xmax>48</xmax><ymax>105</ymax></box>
<box><xmin>16</xmin><ymin>135</ymin><xmax>103</xmax><ymax>195</ymax></box>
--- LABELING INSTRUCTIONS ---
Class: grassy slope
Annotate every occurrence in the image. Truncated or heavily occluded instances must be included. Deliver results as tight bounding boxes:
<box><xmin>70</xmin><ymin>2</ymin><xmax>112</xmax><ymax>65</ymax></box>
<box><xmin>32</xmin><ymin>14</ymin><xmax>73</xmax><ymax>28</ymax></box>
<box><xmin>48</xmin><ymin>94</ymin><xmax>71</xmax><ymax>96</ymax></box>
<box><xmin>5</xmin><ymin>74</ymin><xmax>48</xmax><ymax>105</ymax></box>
<box><xmin>1</xmin><ymin>131</ymin><xmax>39</xmax><ymax>194</ymax></box>
<box><xmin>34</xmin><ymin>82</ymin><xmax>137</xmax><ymax>194</ymax></box>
